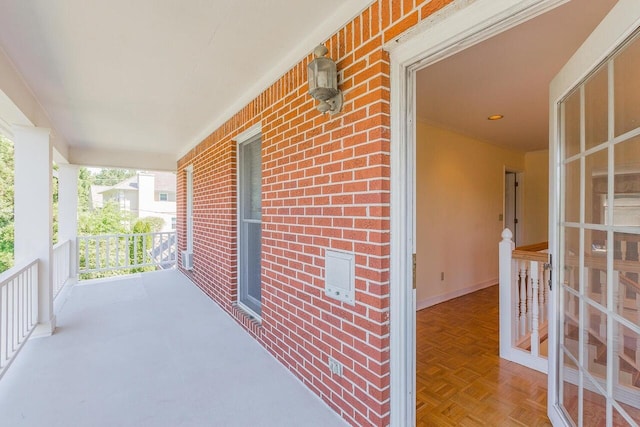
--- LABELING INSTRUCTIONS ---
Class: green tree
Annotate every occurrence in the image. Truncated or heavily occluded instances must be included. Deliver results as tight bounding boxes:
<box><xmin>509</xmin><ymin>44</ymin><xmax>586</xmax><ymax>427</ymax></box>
<box><xmin>0</xmin><ymin>135</ymin><xmax>14</xmax><ymax>272</ymax></box>
<box><xmin>92</xmin><ymin>168</ymin><xmax>136</xmax><ymax>186</ymax></box>
<box><xmin>77</xmin><ymin>167</ymin><xmax>93</xmax><ymax>213</ymax></box>
<box><xmin>78</xmin><ymin>201</ymin><xmax>132</xmax><ymax>235</ymax></box>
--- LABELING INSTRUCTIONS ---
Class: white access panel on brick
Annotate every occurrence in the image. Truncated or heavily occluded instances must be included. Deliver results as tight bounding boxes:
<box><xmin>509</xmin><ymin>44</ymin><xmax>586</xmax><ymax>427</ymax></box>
<box><xmin>324</xmin><ymin>249</ymin><xmax>355</xmax><ymax>305</ymax></box>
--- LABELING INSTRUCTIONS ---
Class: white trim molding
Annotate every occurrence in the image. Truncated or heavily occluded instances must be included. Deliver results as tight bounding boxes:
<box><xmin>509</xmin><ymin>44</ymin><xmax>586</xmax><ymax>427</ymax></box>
<box><xmin>416</xmin><ymin>278</ymin><xmax>497</xmax><ymax>311</ymax></box>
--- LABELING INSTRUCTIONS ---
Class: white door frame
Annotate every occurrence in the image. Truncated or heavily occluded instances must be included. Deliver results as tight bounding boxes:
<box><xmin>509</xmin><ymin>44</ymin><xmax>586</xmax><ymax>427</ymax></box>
<box><xmin>387</xmin><ymin>1</ymin><xmax>568</xmax><ymax>425</ymax></box>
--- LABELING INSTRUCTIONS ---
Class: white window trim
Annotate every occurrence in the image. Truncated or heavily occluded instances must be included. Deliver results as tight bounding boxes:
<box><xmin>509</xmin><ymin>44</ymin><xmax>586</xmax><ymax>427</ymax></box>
<box><xmin>185</xmin><ymin>165</ymin><xmax>194</xmax><ymax>254</ymax></box>
<box><xmin>236</xmin><ymin>124</ymin><xmax>263</xmax><ymax>321</ymax></box>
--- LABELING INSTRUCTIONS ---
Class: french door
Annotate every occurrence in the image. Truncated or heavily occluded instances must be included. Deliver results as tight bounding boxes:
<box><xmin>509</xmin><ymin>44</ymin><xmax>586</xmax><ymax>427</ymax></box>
<box><xmin>238</xmin><ymin>133</ymin><xmax>262</xmax><ymax>317</ymax></box>
<box><xmin>550</xmin><ymin>1</ymin><xmax>640</xmax><ymax>425</ymax></box>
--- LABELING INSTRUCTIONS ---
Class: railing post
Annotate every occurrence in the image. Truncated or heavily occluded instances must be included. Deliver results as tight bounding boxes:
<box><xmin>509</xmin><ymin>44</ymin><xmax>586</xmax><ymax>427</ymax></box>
<box><xmin>499</xmin><ymin>228</ymin><xmax>515</xmax><ymax>359</ymax></box>
<box><xmin>530</xmin><ymin>261</ymin><xmax>540</xmax><ymax>357</ymax></box>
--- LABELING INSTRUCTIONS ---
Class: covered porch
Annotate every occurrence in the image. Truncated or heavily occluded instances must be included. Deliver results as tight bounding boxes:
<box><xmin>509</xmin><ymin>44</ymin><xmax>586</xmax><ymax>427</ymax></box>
<box><xmin>0</xmin><ymin>269</ymin><xmax>345</xmax><ymax>427</ymax></box>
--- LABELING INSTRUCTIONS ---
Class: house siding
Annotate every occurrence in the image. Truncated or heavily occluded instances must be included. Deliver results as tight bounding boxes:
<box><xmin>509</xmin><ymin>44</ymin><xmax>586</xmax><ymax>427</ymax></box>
<box><xmin>177</xmin><ymin>1</ymin><xmax>454</xmax><ymax>425</ymax></box>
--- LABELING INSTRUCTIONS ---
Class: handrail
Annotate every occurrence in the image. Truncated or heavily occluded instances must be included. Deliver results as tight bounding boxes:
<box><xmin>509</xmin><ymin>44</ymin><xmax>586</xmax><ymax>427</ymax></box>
<box><xmin>515</xmin><ymin>242</ymin><xmax>548</xmax><ymax>252</ymax></box>
<box><xmin>52</xmin><ymin>240</ymin><xmax>72</xmax><ymax>299</ymax></box>
<box><xmin>77</xmin><ymin>231</ymin><xmax>177</xmax><ymax>274</ymax></box>
<box><xmin>0</xmin><ymin>258</ymin><xmax>39</xmax><ymax>380</ymax></box>
<box><xmin>565</xmin><ymin>254</ymin><xmax>640</xmax><ymax>274</ymax></box>
<box><xmin>619</xmin><ymin>274</ymin><xmax>640</xmax><ymax>294</ymax></box>
<box><xmin>499</xmin><ymin>229</ymin><xmax>549</xmax><ymax>374</ymax></box>
<box><xmin>512</xmin><ymin>249</ymin><xmax>549</xmax><ymax>263</ymax></box>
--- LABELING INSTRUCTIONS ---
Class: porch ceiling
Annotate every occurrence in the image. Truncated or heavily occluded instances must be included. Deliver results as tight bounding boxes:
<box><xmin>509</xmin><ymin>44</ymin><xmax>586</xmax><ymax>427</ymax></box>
<box><xmin>0</xmin><ymin>0</ymin><xmax>371</xmax><ymax>170</ymax></box>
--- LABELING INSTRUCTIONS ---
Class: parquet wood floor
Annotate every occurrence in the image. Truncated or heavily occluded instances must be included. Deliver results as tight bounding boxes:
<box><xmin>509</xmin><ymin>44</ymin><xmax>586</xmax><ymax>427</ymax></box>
<box><xmin>416</xmin><ymin>285</ymin><xmax>551</xmax><ymax>426</ymax></box>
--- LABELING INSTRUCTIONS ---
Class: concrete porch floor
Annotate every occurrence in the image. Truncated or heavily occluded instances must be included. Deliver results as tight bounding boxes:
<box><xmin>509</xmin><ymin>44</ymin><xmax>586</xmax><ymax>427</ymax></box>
<box><xmin>0</xmin><ymin>270</ymin><xmax>347</xmax><ymax>427</ymax></box>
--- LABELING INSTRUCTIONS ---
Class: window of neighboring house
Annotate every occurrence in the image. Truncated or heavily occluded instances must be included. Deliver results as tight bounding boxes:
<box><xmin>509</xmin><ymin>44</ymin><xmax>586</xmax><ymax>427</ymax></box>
<box><xmin>171</xmin><ymin>217</ymin><xmax>177</xmax><ymax>230</ymax></box>
<box><xmin>159</xmin><ymin>192</ymin><xmax>169</xmax><ymax>201</ymax></box>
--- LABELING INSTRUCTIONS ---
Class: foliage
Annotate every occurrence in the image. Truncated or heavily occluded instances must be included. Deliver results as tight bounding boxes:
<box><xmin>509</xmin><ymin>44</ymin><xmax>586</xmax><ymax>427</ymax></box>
<box><xmin>0</xmin><ymin>135</ymin><xmax>14</xmax><ymax>272</ymax></box>
<box><xmin>129</xmin><ymin>218</ymin><xmax>153</xmax><ymax>273</ymax></box>
<box><xmin>78</xmin><ymin>201</ymin><xmax>132</xmax><ymax>236</ymax></box>
<box><xmin>77</xmin><ymin>167</ymin><xmax>93</xmax><ymax>213</ymax></box>
<box><xmin>91</xmin><ymin>168</ymin><xmax>136</xmax><ymax>187</ymax></box>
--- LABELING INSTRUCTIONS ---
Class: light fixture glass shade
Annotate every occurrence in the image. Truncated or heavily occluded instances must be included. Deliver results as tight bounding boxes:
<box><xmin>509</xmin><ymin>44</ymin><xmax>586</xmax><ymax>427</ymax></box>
<box><xmin>307</xmin><ymin>45</ymin><xmax>343</xmax><ymax>114</ymax></box>
<box><xmin>308</xmin><ymin>56</ymin><xmax>338</xmax><ymax>101</ymax></box>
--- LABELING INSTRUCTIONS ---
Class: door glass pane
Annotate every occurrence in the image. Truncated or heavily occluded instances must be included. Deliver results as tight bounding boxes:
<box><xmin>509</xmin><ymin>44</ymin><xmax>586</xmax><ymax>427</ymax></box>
<box><xmin>564</xmin><ymin>90</ymin><xmax>581</xmax><ymax>159</ymax></box>
<box><xmin>561</xmin><ymin>350</ymin><xmax>579</xmax><ymax>426</ymax></box>
<box><xmin>585</xmin><ymin>303</ymin><xmax>607</xmax><ymax>383</ymax></box>
<box><xmin>614</xmin><ymin>136</ymin><xmax>640</xmax><ymax>227</ymax></box>
<box><xmin>582</xmin><ymin>376</ymin><xmax>607</xmax><ymax>426</ymax></box>
<box><xmin>585</xmin><ymin>67</ymin><xmax>609</xmax><ymax>150</ymax></box>
<box><xmin>614</xmin><ymin>33</ymin><xmax>640</xmax><ymax>137</ymax></box>
<box><xmin>615</xmin><ymin>232</ymin><xmax>640</xmax><ymax>326</ymax></box>
<box><xmin>613</xmin><ymin>320</ymin><xmax>640</xmax><ymax>422</ymax></box>
<box><xmin>565</xmin><ymin>159</ymin><xmax>581</xmax><ymax>223</ymax></box>
<box><xmin>564</xmin><ymin>227</ymin><xmax>580</xmax><ymax>292</ymax></box>
<box><xmin>563</xmin><ymin>289</ymin><xmax>579</xmax><ymax>361</ymax></box>
<box><xmin>585</xmin><ymin>230</ymin><xmax>607</xmax><ymax>303</ymax></box>
<box><xmin>585</xmin><ymin>148</ymin><xmax>608</xmax><ymax>225</ymax></box>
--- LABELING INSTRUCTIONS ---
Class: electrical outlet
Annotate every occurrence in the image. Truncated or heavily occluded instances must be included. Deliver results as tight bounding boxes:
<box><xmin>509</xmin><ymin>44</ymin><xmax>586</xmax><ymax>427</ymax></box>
<box><xmin>328</xmin><ymin>357</ymin><xmax>343</xmax><ymax>377</ymax></box>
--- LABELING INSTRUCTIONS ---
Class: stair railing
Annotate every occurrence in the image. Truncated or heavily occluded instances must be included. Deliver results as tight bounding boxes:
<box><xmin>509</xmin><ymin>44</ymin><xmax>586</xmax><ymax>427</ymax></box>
<box><xmin>499</xmin><ymin>228</ymin><xmax>549</xmax><ymax>373</ymax></box>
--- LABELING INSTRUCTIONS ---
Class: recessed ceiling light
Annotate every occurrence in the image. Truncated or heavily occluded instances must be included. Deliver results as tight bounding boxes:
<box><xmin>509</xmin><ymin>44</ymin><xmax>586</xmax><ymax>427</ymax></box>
<box><xmin>488</xmin><ymin>114</ymin><xmax>504</xmax><ymax>121</ymax></box>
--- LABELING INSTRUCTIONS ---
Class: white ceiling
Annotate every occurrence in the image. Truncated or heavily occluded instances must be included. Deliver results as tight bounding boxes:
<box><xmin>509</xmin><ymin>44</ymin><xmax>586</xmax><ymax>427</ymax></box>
<box><xmin>0</xmin><ymin>0</ymin><xmax>372</xmax><ymax>169</ymax></box>
<box><xmin>416</xmin><ymin>0</ymin><xmax>617</xmax><ymax>152</ymax></box>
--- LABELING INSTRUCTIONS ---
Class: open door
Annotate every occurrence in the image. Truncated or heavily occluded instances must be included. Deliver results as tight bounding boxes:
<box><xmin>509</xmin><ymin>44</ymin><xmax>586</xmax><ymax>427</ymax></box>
<box><xmin>549</xmin><ymin>1</ymin><xmax>640</xmax><ymax>425</ymax></box>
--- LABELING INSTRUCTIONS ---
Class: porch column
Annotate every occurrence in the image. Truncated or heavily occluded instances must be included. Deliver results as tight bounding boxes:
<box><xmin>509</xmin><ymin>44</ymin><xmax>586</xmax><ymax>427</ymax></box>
<box><xmin>57</xmin><ymin>164</ymin><xmax>78</xmax><ymax>281</ymax></box>
<box><xmin>13</xmin><ymin>125</ymin><xmax>55</xmax><ymax>337</ymax></box>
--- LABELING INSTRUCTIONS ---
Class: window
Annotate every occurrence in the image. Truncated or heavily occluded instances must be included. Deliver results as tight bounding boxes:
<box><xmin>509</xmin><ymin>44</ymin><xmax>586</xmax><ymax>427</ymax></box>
<box><xmin>185</xmin><ymin>166</ymin><xmax>193</xmax><ymax>253</ymax></box>
<box><xmin>237</xmin><ymin>126</ymin><xmax>262</xmax><ymax>318</ymax></box>
<box><xmin>159</xmin><ymin>192</ymin><xmax>169</xmax><ymax>201</ymax></box>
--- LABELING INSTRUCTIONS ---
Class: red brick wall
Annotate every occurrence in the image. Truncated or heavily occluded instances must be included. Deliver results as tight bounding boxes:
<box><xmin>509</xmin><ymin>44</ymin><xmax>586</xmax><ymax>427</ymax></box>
<box><xmin>177</xmin><ymin>1</ymin><xmax>453</xmax><ymax>425</ymax></box>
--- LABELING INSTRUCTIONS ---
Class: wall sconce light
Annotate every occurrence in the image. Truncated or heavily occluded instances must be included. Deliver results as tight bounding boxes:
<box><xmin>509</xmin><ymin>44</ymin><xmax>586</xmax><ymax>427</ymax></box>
<box><xmin>308</xmin><ymin>45</ymin><xmax>343</xmax><ymax>115</ymax></box>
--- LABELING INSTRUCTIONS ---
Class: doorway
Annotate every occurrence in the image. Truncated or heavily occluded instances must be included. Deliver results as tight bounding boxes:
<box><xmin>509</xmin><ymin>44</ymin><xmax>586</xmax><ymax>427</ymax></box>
<box><xmin>388</xmin><ymin>0</ymin><xmax>619</xmax><ymax>425</ymax></box>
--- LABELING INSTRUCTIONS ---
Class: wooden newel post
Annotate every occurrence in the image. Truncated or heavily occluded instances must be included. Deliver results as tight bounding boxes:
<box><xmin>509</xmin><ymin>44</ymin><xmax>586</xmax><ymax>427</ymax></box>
<box><xmin>499</xmin><ymin>228</ymin><xmax>515</xmax><ymax>359</ymax></box>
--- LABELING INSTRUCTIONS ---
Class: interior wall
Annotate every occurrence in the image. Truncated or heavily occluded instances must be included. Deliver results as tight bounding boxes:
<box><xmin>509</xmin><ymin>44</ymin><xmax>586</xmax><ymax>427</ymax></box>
<box><xmin>522</xmin><ymin>149</ymin><xmax>549</xmax><ymax>245</ymax></box>
<box><xmin>415</xmin><ymin>121</ymin><xmax>526</xmax><ymax>309</ymax></box>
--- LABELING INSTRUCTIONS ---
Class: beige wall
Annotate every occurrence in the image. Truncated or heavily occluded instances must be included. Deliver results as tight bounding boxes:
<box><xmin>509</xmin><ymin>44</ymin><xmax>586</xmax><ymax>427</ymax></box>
<box><xmin>522</xmin><ymin>149</ymin><xmax>549</xmax><ymax>246</ymax></box>
<box><xmin>416</xmin><ymin>122</ymin><xmax>548</xmax><ymax>309</ymax></box>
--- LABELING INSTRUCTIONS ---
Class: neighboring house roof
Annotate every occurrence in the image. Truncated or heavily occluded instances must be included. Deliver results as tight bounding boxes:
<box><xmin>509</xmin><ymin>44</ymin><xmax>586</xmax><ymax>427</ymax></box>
<box><xmin>92</xmin><ymin>172</ymin><xmax>177</xmax><ymax>199</ymax></box>
<box><xmin>99</xmin><ymin>175</ymin><xmax>138</xmax><ymax>193</ymax></box>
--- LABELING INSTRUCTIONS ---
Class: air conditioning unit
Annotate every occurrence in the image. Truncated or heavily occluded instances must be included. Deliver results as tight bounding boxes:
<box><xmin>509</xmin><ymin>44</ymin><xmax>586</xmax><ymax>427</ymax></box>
<box><xmin>181</xmin><ymin>251</ymin><xmax>194</xmax><ymax>270</ymax></box>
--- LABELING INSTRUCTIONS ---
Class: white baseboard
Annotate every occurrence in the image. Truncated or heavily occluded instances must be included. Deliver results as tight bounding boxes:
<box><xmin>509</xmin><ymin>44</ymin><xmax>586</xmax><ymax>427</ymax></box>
<box><xmin>416</xmin><ymin>278</ymin><xmax>497</xmax><ymax>311</ymax></box>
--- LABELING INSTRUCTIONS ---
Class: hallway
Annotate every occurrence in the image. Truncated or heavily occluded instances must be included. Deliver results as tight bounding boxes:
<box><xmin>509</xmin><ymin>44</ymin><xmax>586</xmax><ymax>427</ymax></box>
<box><xmin>416</xmin><ymin>285</ymin><xmax>551</xmax><ymax>426</ymax></box>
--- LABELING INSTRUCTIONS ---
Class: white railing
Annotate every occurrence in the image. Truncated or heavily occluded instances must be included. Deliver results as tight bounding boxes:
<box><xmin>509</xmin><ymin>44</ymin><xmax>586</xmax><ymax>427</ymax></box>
<box><xmin>0</xmin><ymin>259</ymin><xmax>38</xmax><ymax>380</ymax></box>
<box><xmin>52</xmin><ymin>240</ymin><xmax>72</xmax><ymax>299</ymax></box>
<box><xmin>499</xmin><ymin>228</ymin><xmax>549</xmax><ymax>373</ymax></box>
<box><xmin>77</xmin><ymin>231</ymin><xmax>177</xmax><ymax>274</ymax></box>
